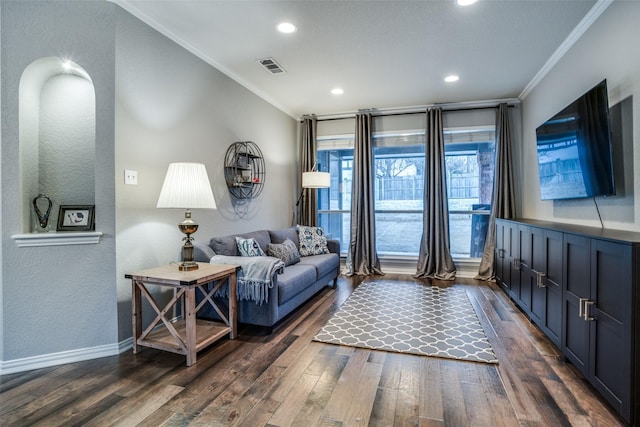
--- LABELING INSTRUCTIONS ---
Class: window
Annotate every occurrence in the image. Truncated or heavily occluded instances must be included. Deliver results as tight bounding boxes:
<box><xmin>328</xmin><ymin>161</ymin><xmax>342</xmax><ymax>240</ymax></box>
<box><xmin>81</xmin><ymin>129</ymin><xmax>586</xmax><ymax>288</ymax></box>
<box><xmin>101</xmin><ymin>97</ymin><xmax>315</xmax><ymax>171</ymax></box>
<box><xmin>444</xmin><ymin>126</ymin><xmax>496</xmax><ymax>257</ymax></box>
<box><xmin>317</xmin><ymin>135</ymin><xmax>353</xmax><ymax>254</ymax></box>
<box><xmin>317</xmin><ymin>125</ymin><xmax>495</xmax><ymax>259</ymax></box>
<box><xmin>372</xmin><ymin>131</ymin><xmax>425</xmax><ymax>256</ymax></box>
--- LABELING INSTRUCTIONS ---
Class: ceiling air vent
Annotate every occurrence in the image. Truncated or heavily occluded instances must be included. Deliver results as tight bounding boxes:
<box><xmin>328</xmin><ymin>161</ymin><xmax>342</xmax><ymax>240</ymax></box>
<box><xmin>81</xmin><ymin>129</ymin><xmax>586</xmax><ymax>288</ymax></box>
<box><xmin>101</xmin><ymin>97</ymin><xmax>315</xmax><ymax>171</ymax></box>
<box><xmin>257</xmin><ymin>57</ymin><xmax>286</xmax><ymax>75</ymax></box>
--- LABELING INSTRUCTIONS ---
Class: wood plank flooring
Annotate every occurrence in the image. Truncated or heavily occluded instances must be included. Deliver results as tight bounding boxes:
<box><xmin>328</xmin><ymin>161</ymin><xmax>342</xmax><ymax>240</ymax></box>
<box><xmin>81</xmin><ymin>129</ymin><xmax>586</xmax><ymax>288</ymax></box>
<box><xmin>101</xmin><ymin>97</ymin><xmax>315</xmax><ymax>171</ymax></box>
<box><xmin>0</xmin><ymin>275</ymin><xmax>626</xmax><ymax>426</ymax></box>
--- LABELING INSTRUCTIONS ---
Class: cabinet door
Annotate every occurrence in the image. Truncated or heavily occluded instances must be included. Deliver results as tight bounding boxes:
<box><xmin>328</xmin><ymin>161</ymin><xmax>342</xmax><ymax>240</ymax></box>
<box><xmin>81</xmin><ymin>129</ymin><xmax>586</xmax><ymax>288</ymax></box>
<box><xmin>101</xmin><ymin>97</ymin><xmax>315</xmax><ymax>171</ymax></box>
<box><xmin>509</xmin><ymin>223</ymin><xmax>521</xmax><ymax>301</ymax></box>
<box><xmin>589</xmin><ymin>240</ymin><xmax>631</xmax><ymax>421</ymax></box>
<box><xmin>495</xmin><ymin>220</ymin><xmax>508</xmax><ymax>288</ymax></box>
<box><xmin>529</xmin><ymin>226</ymin><xmax>546</xmax><ymax>326</ymax></box>
<box><xmin>562</xmin><ymin>233</ymin><xmax>591</xmax><ymax>377</ymax></box>
<box><xmin>517</xmin><ymin>225</ymin><xmax>532</xmax><ymax>311</ymax></box>
<box><xmin>543</xmin><ymin>230</ymin><xmax>563</xmax><ymax>347</ymax></box>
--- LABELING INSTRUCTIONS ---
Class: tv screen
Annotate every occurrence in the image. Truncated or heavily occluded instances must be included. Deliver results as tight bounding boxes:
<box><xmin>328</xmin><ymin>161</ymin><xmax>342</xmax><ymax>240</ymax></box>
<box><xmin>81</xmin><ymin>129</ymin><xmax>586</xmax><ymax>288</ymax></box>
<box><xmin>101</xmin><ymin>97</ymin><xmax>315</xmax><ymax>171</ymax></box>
<box><xmin>535</xmin><ymin>80</ymin><xmax>615</xmax><ymax>201</ymax></box>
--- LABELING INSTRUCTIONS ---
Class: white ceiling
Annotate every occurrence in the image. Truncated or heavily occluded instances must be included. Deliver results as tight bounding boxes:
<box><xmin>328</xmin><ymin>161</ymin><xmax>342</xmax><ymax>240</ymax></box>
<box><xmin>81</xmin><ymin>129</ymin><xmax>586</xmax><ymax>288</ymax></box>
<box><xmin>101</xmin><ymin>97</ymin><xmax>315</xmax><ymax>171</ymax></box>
<box><xmin>114</xmin><ymin>0</ymin><xmax>602</xmax><ymax>118</ymax></box>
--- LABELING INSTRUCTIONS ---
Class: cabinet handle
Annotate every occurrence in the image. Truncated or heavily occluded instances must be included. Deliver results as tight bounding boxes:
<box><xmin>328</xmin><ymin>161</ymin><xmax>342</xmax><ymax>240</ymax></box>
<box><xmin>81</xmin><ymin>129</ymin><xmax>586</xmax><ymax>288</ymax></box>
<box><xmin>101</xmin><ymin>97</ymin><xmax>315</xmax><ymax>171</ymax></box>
<box><xmin>512</xmin><ymin>258</ymin><xmax>520</xmax><ymax>270</ymax></box>
<box><xmin>584</xmin><ymin>301</ymin><xmax>595</xmax><ymax>321</ymax></box>
<box><xmin>498</xmin><ymin>249</ymin><xmax>505</xmax><ymax>259</ymax></box>
<box><xmin>531</xmin><ymin>269</ymin><xmax>546</xmax><ymax>287</ymax></box>
<box><xmin>536</xmin><ymin>271</ymin><xmax>546</xmax><ymax>288</ymax></box>
<box><xmin>579</xmin><ymin>298</ymin><xmax>588</xmax><ymax>319</ymax></box>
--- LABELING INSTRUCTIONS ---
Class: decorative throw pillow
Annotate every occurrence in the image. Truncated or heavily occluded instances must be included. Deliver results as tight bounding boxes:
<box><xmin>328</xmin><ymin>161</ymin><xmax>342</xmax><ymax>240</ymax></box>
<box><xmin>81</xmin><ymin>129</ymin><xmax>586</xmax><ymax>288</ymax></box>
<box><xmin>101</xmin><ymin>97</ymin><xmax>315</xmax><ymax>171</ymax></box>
<box><xmin>267</xmin><ymin>238</ymin><xmax>301</xmax><ymax>266</ymax></box>
<box><xmin>296</xmin><ymin>225</ymin><xmax>330</xmax><ymax>256</ymax></box>
<box><xmin>235</xmin><ymin>236</ymin><xmax>265</xmax><ymax>257</ymax></box>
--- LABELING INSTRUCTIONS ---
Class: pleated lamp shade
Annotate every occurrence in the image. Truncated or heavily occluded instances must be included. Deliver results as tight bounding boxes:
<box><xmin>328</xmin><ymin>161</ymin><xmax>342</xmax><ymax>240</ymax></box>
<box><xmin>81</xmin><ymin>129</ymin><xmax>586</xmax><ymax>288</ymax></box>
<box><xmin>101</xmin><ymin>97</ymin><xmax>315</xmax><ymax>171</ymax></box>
<box><xmin>157</xmin><ymin>163</ymin><xmax>217</xmax><ymax>210</ymax></box>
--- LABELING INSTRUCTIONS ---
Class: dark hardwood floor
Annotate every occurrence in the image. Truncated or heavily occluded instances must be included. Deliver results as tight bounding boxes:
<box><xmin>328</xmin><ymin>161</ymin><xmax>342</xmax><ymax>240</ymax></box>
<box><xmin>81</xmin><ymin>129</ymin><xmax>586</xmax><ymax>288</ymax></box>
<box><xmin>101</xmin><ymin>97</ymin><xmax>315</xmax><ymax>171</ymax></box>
<box><xmin>0</xmin><ymin>275</ymin><xmax>625</xmax><ymax>426</ymax></box>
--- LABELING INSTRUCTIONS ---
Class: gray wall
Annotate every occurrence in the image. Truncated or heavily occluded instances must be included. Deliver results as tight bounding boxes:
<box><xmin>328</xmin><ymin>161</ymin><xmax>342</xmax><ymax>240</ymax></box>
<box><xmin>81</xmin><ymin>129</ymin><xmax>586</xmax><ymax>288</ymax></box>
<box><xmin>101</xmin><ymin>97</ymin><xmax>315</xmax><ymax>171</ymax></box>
<box><xmin>1</xmin><ymin>0</ymin><xmax>117</xmax><ymax>361</ymax></box>
<box><xmin>0</xmin><ymin>0</ymin><xmax>297</xmax><ymax>368</ymax></box>
<box><xmin>520</xmin><ymin>0</ymin><xmax>640</xmax><ymax>230</ymax></box>
<box><xmin>39</xmin><ymin>74</ymin><xmax>96</xmax><ymax>209</ymax></box>
<box><xmin>0</xmin><ymin>1</ymin><xmax>4</xmax><ymax>360</ymax></box>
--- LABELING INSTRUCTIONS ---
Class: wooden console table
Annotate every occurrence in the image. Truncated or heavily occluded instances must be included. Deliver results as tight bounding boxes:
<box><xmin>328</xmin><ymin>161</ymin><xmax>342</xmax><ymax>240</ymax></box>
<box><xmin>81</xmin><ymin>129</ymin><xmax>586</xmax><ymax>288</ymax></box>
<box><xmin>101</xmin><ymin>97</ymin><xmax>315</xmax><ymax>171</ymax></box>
<box><xmin>126</xmin><ymin>262</ymin><xmax>239</xmax><ymax>366</ymax></box>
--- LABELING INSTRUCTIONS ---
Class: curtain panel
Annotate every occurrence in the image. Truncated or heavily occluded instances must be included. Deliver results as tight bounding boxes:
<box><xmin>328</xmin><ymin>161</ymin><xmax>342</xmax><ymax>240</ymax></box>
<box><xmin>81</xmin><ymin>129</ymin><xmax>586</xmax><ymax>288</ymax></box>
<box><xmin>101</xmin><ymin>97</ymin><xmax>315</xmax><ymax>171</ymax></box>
<box><xmin>476</xmin><ymin>103</ymin><xmax>516</xmax><ymax>280</ymax></box>
<box><xmin>345</xmin><ymin>112</ymin><xmax>383</xmax><ymax>276</ymax></box>
<box><xmin>298</xmin><ymin>115</ymin><xmax>318</xmax><ymax>227</ymax></box>
<box><xmin>415</xmin><ymin>108</ymin><xmax>456</xmax><ymax>280</ymax></box>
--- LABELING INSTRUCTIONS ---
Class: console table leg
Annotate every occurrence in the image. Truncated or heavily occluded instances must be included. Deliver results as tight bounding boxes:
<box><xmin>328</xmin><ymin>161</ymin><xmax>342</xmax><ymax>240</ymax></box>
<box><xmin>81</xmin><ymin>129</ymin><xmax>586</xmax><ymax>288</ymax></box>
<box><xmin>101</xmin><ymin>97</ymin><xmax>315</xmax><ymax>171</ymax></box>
<box><xmin>132</xmin><ymin>281</ymin><xmax>142</xmax><ymax>354</ymax></box>
<box><xmin>185</xmin><ymin>288</ymin><xmax>196</xmax><ymax>366</ymax></box>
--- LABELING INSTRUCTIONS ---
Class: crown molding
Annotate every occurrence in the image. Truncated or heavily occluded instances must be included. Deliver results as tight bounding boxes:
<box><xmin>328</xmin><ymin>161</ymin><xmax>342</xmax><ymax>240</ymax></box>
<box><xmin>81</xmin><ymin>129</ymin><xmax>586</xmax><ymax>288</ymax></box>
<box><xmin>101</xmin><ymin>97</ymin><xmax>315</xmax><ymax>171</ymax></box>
<box><xmin>108</xmin><ymin>0</ymin><xmax>297</xmax><ymax>119</ymax></box>
<box><xmin>519</xmin><ymin>0</ymin><xmax>614</xmax><ymax>99</ymax></box>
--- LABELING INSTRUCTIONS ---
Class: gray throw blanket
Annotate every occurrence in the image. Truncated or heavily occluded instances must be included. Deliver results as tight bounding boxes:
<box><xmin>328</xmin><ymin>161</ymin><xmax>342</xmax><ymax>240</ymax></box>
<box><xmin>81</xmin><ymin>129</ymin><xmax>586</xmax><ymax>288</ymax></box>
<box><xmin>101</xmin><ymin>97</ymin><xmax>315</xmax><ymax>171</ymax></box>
<box><xmin>210</xmin><ymin>255</ymin><xmax>284</xmax><ymax>305</ymax></box>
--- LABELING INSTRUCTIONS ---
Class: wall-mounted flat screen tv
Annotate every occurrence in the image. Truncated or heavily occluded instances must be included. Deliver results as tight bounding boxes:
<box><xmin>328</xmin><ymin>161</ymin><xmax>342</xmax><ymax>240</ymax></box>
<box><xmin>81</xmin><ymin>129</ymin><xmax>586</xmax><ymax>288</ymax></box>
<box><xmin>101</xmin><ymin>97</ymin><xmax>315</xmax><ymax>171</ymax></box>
<box><xmin>535</xmin><ymin>80</ymin><xmax>615</xmax><ymax>201</ymax></box>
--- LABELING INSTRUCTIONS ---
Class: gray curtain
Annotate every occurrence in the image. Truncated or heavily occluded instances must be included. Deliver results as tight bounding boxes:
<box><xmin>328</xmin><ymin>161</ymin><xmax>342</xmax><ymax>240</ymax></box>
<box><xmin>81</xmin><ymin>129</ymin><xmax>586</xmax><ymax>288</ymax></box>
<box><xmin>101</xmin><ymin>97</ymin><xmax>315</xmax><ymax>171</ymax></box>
<box><xmin>298</xmin><ymin>115</ymin><xmax>318</xmax><ymax>227</ymax></box>
<box><xmin>476</xmin><ymin>103</ymin><xmax>516</xmax><ymax>280</ymax></box>
<box><xmin>415</xmin><ymin>108</ymin><xmax>456</xmax><ymax>280</ymax></box>
<box><xmin>345</xmin><ymin>112</ymin><xmax>383</xmax><ymax>276</ymax></box>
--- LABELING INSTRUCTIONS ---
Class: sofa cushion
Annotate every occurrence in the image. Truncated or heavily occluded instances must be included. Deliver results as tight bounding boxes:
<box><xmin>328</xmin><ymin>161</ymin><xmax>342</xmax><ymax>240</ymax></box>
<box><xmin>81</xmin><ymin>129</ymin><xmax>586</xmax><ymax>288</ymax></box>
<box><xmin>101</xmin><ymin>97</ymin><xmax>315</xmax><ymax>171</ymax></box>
<box><xmin>269</xmin><ymin>227</ymin><xmax>300</xmax><ymax>248</ymax></box>
<box><xmin>267</xmin><ymin>238</ymin><xmax>300</xmax><ymax>266</ymax></box>
<box><xmin>298</xmin><ymin>253</ymin><xmax>339</xmax><ymax>279</ymax></box>
<box><xmin>297</xmin><ymin>225</ymin><xmax>330</xmax><ymax>256</ymax></box>
<box><xmin>277</xmin><ymin>263</ymin><xmax>317</xmax><ymax>304</ymax></box>
<box><xmin>236</xmin><ymin>236</ymin><xmax>266</xmax><ymax>257</ymax></box>
<box><xmin>193</xmin><ymin>242</ymin><xmax>216</xmax><ymax>262</ymax></box>
<box><xmin>210</xmin><ymin>230</ymin><xmax>271</xmax><ymax>256</ymax></box>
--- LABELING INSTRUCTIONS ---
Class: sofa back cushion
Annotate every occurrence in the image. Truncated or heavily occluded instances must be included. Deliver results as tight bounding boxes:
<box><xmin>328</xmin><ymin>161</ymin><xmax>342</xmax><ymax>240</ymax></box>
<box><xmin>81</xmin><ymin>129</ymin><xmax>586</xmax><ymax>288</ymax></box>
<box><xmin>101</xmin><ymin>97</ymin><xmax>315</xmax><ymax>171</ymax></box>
<box><xmin>269</xmin><ymin>227</ymin><xmax>300</xmax><ymax>248</ymax></box>
<box><xmin>267</xmin><ymin>238</ymin><xmax>301</xmax><ymax>266</ymax></box>
<box><xmin>297</xmin><ymin>225</ymin><xmax>330</xmax><ymax>256</ymax></box>
<box><xmin>236</xmin><ymin>236</ymin><xmax>266</xmax><ymax>257</ymax></box>
<box><xmin>210</xmin><ymin>230</ymin><xmax>271</xmax><ymax>256</ymax></box>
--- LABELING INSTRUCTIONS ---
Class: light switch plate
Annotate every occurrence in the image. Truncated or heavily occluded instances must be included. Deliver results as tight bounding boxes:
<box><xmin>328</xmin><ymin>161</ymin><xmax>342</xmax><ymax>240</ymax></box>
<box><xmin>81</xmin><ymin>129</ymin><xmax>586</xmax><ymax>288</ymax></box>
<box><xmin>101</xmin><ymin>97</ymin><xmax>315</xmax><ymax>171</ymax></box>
<box><xmin>124</xmin><ymin>169</ymin><xmax>138</xmax><ymax>185</ymax></box>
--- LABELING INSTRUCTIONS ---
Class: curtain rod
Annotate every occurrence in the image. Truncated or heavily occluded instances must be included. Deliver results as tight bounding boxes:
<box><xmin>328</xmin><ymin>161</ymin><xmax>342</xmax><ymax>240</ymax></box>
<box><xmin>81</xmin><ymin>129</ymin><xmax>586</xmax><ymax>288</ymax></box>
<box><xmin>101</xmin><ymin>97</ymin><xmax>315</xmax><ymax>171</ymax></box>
<box><xmin>301</xmin><ymin>98</ymin><xmax>520</xmax><ymax>122</ymax></box>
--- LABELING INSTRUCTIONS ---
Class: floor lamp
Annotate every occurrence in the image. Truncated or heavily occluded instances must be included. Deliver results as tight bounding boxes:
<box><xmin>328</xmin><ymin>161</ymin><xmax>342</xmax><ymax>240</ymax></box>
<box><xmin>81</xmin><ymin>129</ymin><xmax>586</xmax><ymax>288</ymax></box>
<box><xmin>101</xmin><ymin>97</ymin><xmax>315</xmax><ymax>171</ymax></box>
<box><xmin>295</xmin><ymin>170</ymin><xmax>330</xmax><ymax>225</ymax></box>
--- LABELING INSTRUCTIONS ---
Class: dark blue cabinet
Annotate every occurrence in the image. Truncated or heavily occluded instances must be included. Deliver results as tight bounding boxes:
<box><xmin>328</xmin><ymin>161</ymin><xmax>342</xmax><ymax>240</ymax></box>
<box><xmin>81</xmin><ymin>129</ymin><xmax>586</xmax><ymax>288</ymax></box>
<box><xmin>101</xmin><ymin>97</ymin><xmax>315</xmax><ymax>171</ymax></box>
<box><xmin>495</xmin><ymin>218</ymin><xmax>640</xmax><ymax>425</ymax></box>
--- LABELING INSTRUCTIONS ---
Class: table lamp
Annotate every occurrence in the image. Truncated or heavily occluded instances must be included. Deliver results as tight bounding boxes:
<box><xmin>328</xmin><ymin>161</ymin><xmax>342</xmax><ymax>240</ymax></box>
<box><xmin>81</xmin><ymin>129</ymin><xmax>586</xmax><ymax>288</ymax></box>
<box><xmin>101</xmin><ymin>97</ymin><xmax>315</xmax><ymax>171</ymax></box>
<box><xmin>157</xmin><ymin>163</ymin><xmax>217</xmax><ymax>271</ymax></box>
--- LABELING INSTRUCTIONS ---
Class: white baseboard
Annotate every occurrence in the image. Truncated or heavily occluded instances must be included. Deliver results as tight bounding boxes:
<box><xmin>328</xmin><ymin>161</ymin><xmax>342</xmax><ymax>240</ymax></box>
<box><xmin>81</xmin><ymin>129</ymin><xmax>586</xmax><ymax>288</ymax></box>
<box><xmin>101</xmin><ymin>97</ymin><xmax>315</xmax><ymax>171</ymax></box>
<box><xmin>0</xmin><ymin>342</ymin><xmax>126</xmax><ymax>375</ymax></box>
<box><xmin>119</xmin><ymin>337</ymin><xmax>134</xmax><ymax>353</ymax></box>
<box><xmin>0</xmin><ymin>326</ymin><xmax>159</xmax><ymax>375</ymax></box>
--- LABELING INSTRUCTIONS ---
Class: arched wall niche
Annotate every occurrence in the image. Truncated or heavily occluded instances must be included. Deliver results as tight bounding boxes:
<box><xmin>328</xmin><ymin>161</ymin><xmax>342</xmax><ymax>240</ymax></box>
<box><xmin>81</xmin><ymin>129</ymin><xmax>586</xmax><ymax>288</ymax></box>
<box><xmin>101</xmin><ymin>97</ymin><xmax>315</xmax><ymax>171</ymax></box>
<box><xmin>19</xmin><ymin>57</ymin><xmax>96</xmax><ymax>233</ymax></box>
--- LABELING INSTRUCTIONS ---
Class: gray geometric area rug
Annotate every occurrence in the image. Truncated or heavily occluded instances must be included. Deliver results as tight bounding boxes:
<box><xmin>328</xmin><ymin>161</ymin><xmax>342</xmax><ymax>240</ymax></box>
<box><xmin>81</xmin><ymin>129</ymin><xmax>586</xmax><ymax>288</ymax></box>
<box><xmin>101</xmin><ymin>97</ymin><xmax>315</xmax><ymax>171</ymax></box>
<box><xmin>314</xmin><ymin>281</ymin><xmax>498</xmax><ymax>364</ymax></box>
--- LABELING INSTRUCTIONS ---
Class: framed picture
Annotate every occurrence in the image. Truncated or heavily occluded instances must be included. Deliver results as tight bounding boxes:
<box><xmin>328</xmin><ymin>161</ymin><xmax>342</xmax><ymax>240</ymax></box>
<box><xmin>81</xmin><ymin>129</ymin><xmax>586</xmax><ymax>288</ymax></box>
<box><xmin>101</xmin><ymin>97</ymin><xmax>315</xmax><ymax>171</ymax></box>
<box><xmin>241</xmin><ymin>169</ymin><xmax>253</xmax><ymax>182</ymax></box>
<box><xmin>57</xmin><ymin>205</ymin><xmax>95</xmax><ymax>231</ymax></box>
<box><xmin>236</xmin><ymin>154</ymin><xmax>250</xmax><ymax>169</ymax></box>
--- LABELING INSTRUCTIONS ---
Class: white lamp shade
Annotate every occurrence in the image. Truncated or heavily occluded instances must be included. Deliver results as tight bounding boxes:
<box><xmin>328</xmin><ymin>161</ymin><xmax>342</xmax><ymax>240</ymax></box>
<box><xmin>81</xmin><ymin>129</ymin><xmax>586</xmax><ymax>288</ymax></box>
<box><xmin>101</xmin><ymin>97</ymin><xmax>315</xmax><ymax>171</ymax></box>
<box><xmin>302</xmin><ymin>171</ymin><xmax>331</xmax><ymax>188</ymax></box>
<box><xmin>157</xmin><ymin>163</ymin><xmax>217</xmax><ymax>209</ymax></box>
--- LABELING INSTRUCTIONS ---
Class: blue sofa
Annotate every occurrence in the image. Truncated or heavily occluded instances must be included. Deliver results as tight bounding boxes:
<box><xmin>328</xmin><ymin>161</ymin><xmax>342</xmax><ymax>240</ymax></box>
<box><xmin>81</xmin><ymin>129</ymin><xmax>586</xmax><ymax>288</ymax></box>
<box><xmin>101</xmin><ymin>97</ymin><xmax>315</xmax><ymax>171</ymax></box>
<box><xmin>193</xmin><ymin>226</ymin><xmax>340</xmax><ymax>329</ymax></box>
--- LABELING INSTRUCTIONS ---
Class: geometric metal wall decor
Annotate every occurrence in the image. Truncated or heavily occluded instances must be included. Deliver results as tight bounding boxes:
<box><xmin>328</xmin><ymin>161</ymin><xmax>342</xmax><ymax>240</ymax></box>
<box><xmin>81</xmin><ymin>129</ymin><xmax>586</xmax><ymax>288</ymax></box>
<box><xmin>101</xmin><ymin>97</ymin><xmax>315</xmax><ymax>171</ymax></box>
<box><xmin>224</xmin><ymin>141</ymin><xmax>265</xmax><ymax>199</ymax></box>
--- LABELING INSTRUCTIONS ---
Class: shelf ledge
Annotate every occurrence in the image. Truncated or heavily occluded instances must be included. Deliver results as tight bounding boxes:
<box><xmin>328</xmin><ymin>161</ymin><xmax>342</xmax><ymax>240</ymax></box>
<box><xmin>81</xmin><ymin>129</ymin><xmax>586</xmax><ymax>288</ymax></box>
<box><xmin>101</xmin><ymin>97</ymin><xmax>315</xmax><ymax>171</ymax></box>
<box><xmin>11</xmin><ymin>231</ymin><xmax>103</xmax><ymax>247</ymax></box>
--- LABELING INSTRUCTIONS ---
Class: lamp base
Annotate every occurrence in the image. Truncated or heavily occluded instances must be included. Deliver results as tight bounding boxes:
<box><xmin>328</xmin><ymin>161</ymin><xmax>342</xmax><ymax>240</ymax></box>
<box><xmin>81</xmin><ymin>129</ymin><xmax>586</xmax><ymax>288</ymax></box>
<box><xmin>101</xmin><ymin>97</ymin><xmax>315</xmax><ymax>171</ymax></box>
<box><xmin>178</xmin><ymin>209</ymin><xmax>199</xmax><ymax>271</ymax></box>
<box><xmin>178</xmin><ymin>261</ymin><xmax>199</xmax><ymax>271</ymax></box>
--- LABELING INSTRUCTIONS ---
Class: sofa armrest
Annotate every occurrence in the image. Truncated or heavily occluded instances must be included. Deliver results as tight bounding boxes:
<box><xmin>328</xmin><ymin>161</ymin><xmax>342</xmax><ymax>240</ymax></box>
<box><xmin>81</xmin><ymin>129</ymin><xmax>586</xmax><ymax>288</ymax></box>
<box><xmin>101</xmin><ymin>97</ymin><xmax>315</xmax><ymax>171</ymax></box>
<box><xmin>193</xmin><ymin>241</ymin><xmax>215</xmax><ymax>262</ymax></box>
<box><xmin>327</xmin><ymin>238</ymin><xmax>340</xmax><ymax>255</ymax></box>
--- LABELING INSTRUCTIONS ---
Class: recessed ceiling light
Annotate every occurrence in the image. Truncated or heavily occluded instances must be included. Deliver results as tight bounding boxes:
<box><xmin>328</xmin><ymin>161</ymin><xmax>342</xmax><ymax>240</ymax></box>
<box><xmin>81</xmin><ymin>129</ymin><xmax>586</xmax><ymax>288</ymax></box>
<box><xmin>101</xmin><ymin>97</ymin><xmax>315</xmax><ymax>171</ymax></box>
<box><xmin>277</xmin><ymin>22</ymin><xmax>297</xmax><ymax>34</ymax></box>
<box><xmin>62</xmin><ymin>60</ymin><xmax>73</xmax><ymax>70</ymax></box>
<box><xmin>331</xmin><ymin>88</ymin><xmax>344</xmax><ymax>95</ymax></box>
<box><xmin>457</xmin><ymin>0</ymin><xmax>478</xmax><ymax>5</ymax></box>
<box><xmin>444</xmin><ymin>75</ymin><xmax>460</xmax><ymax>83</ymax></box>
